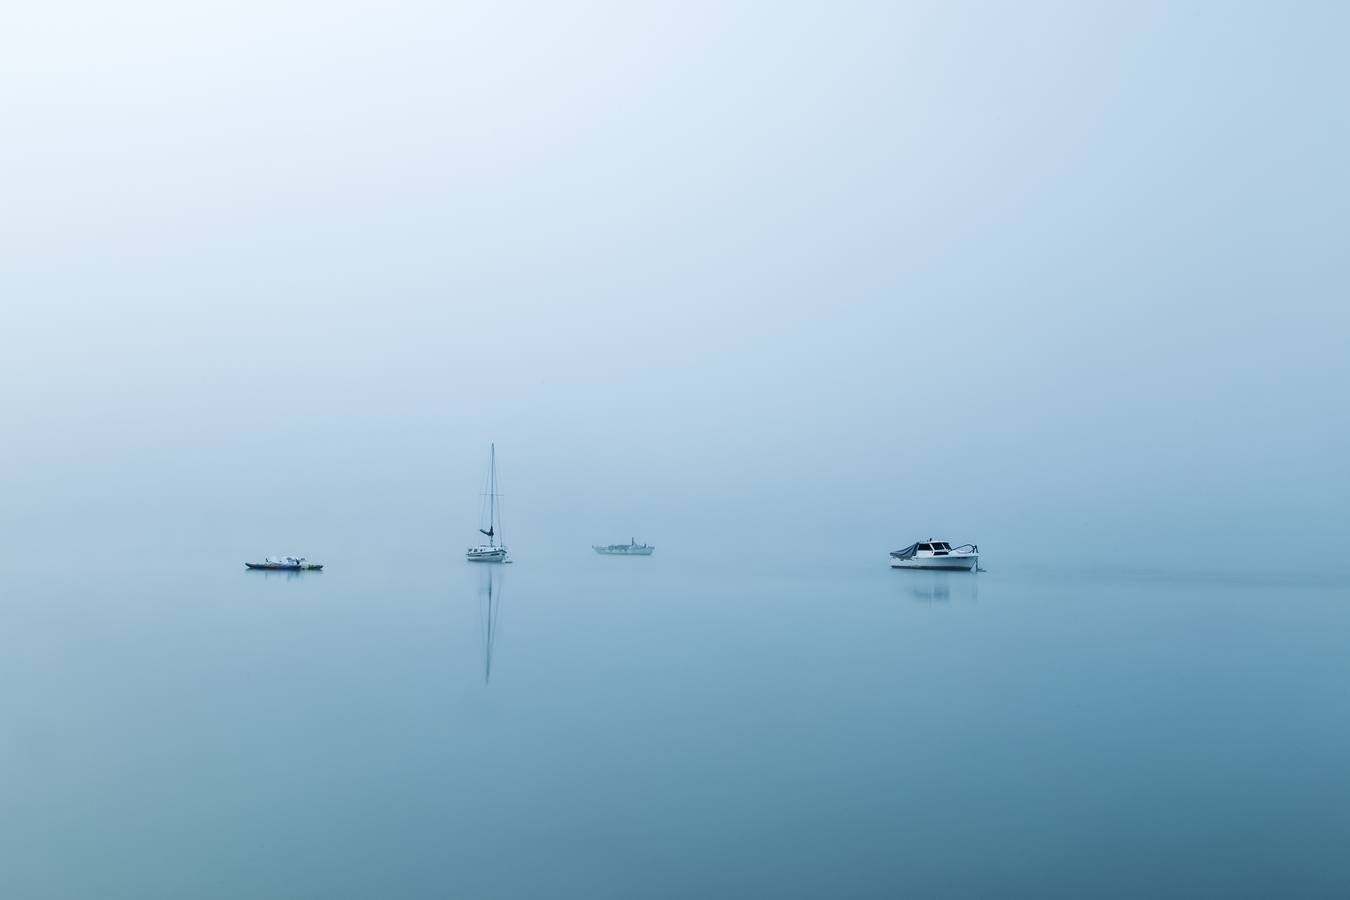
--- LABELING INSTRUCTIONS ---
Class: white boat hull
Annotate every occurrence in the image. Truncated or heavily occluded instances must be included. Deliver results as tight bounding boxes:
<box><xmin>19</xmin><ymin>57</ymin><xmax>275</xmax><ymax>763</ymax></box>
<box><xmin>467</xmin><ymin>547</ymin><xmax>509</xmax><ymax>563</ymax></box>
<box><xmin>890</xmin><ymin>555</ymin><xmax>978</xmax><ymax>571</ymax></box>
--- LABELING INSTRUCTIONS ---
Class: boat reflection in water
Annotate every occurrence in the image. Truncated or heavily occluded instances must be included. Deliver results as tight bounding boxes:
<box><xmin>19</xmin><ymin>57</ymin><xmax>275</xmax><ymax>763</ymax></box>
<box><xmin>251</xmin><ymin>569</ymin><xmax>306</xmax><ymax>582</ymax></box>
<box><xmin>906</xmin><ymin>571</ymin><xmax>979</xmax><ymax>604</ymax></box>
<box><xmin>478</xmin><ymin>567</ymin><xmax>505</xmax><ymax>685</ymax></box>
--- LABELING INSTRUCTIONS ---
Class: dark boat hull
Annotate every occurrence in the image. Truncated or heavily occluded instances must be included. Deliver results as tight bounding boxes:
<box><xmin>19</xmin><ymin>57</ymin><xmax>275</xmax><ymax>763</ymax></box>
<box><xmin>245</xmin><ymin>563</ymin><xmax>323</xmax><ymax>570</ymax></box>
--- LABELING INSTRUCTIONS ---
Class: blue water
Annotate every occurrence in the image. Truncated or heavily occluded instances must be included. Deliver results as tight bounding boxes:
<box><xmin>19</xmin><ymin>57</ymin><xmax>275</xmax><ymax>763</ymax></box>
<box><xmin>3</xmin><ymin>551</ymin><xmax>1348</xmax><ymax>898</ymax></box>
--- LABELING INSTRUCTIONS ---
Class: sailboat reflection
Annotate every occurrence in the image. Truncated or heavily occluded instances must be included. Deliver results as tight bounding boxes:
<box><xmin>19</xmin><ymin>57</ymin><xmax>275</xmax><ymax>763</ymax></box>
<box><xmin>478</xmin><ymin>567</ymin><xmax>504</xmax><ymax>685</ymax></box>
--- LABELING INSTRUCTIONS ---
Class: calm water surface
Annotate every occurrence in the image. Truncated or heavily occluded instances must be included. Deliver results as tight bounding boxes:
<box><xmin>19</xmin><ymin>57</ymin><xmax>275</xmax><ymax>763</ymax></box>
<box><xmin>3</xmin><ymin>549</ymin><xmax>1348</xmax><ymax>898</ymax></box>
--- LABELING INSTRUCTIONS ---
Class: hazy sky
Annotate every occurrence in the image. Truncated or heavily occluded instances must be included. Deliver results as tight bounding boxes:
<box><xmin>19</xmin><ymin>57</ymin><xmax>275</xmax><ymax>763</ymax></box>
<box><xmin>2</xmin><ymin>1</ymin><xmax>1347</xmax><ymax>567</ymax></box>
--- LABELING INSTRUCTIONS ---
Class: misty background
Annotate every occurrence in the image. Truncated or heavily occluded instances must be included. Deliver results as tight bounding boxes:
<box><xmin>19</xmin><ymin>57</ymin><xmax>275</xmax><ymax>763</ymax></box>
<box><xmin>2</xmin><ymin>0</ymin><xmax>1346</xmax><ymax>570</ymax></box>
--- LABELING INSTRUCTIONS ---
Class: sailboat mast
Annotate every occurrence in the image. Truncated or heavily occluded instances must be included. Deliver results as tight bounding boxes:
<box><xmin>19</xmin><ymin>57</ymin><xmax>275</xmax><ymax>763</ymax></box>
<box><xmin>489</xmin><ymin>442</ymin><xmax>497</xmax><ymax>547</ymax></box>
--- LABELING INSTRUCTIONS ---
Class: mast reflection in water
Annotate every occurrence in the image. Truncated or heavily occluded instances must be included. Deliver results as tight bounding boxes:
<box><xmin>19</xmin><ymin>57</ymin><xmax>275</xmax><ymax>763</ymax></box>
<box><xmin>478</xmin><ymin>567</ymin><xmax>504</xmax><ymax>685</ymax></box>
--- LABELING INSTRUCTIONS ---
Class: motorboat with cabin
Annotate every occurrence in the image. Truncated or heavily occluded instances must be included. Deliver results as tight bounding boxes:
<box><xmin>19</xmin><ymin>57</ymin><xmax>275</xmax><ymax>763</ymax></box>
<box><xmin>593</xmin><ymin>538</ymin><xmax>654</xmax><ymax>556</ymax></box>
<box><xmin>245</xmin><ymin>556</ymin><xmax>324</xmax><ymax>571</ymax></box>
<box><xmin>889</xmin><ymin>539</ymin><xmax>978</xmax><ymax>571</ymax></box>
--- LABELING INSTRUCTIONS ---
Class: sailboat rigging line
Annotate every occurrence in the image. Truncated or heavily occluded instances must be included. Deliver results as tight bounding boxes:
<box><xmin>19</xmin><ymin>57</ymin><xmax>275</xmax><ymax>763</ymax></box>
<box><xmin>490</xmin><ymin>444</ymin><xmax>502</xmax><ymax>546</ymax></box>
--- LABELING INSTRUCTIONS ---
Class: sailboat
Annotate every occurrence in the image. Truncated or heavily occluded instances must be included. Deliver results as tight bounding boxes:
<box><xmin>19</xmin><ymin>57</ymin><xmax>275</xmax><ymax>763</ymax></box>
<box><xmin>466</xmin><ymin>443</ymin><xmax>510</xmax><ymax>563</ymax></box>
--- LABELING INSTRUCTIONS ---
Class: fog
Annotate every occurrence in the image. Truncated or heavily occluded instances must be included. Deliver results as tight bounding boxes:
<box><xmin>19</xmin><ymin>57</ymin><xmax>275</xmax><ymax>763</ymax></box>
<box><xmin>3</xmin><ymin>1</ymin><xmax>1346</xmax><ymax>570</ymax></box>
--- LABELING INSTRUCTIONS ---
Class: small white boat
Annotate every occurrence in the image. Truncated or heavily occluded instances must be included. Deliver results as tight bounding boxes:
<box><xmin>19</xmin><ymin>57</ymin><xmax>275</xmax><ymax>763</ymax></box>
<box><xmin>245</xmin><ymin>556</ymin><xmax>324</xmax><ymax>571</ymax></box>
<box><xmin>466</xmin><ymin>545</ymin><xmax>509</xmax><ymax>563</ymax></box>
<box><xmin>467</xmin><ymin>443</ymin><xmax>510</xmax><ymax>563</ymax></box>
<box><xmin>889</xmin><ymin>539</ymin><xmax>978</xmax><ymax>571</ymax></box>
<box><xmin>593</xmin><ymin>538</ymin><xmax>654</xmax><ymax>556</ymax></box>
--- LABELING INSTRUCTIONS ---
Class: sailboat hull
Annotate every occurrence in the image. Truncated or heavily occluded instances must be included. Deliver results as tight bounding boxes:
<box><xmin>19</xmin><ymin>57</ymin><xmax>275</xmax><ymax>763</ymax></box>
<box><xmin>466</xmin><ymin>547</ymin><xmax>509</xmax><ymax>563</ymax></box>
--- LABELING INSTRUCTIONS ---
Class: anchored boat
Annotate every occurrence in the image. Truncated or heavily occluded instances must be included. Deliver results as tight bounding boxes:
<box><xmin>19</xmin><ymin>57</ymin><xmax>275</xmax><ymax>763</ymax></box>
<box><xmin>889</xmin><ymin>539</ymin><xmax>978</xmax><ymax>571</ymax></box>
<box><xmin>467</xmin><ymin>443</ymin><xmax>509</xmax><ymax>563</ymax></box>
<box><xmin>593</xmin><ymin>538</ymin><xmax>654</xmax><ymax>556</ymax></box>
<box><xmin>245</xmin><ymin>556</ymin><xmax>324</xmax><ymax>571</ymax></box>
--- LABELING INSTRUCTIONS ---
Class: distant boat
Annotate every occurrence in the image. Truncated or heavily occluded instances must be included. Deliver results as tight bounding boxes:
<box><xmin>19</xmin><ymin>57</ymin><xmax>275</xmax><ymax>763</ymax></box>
<box><xmin>889</xmin><ymin>539</ymin><xmax>978</xmax><ymax>571</ymax></box>
<box><xmin>593</xmin><ymin>538</ymin><xmax>654</xmax><ymax>556</ymax></box>
<box><xmin>466</xmin><ymin>443</ymin><xmax>509</xmax><ymax>563</ymax></box>
<box><xmin>245</xmin><ymin>556</ymin><xmax>324</xmax><ymax>571</ymax></box>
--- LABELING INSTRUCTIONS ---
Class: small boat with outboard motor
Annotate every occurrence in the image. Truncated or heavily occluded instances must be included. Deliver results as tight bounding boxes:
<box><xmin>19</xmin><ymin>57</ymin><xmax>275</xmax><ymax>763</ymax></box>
<box><xmin>245</xmin><ymin>556</ymin><xmax>324</xmax><ymax>571</ymax></box>
<box><xmin>593</xmin><ymin>538</ymin><xmax>654</xmax><ymax>556</ymax></box>
<box><xmin>889</xmin><ymin>539</ymin><xmax>978</xmax><ymax>571</ymax></box>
